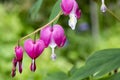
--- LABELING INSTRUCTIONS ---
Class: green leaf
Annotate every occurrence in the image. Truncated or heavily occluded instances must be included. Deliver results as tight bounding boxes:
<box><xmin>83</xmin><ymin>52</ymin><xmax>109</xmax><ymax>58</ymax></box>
<box><xmin>69</xmin><ymin>48</ymin><xmax>120</xmax><ymax>80</ymax></box>
<box><xmin>44</xmin><ymin>71</ymin><xmax>68</xmax><ymax>80</ymax></box>
<box><xmin>68</xmin><ymin>66</ymin><xmax>78</xmax><ymax>76</ymax></box>
<box><xmin>48</xmin><ymin>0</ymin><xmax>61</xmax><ymax>24</ymax></box>
<box><xmin>98</xmin><ymin>72</ymin><xmax>120</xmax><ymax>80</ymax></box>
<box><xmin>29</xmin><ymin>0</ymin><xmax>43</xmax><ymax>20</ymax></box>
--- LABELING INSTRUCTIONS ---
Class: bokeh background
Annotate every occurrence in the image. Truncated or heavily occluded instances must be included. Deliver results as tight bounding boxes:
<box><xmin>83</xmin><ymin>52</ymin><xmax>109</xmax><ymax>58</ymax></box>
<box><xmin>0</xmin><ymin>0</ymin><xmax>120</xmax><ymax>80</ymax></box>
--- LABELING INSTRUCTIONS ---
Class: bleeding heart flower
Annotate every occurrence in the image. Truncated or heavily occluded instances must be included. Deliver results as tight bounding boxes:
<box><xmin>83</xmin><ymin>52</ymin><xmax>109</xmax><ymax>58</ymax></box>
<box><xmin>61</xmin><ymin>0</ymin><xmax>81</xmax><ymax>30</ymax></box>
<box><xmin>15</xmin><ymin>46</ymin><xmax>23</xmax><ymax>73</ymax></box>
<box><xmin>24</xmin><ymin>39</ymin><xmax>45</xmax><ymax>72</ymax></box>
<box><xmin>11</xmin><ymin>46</ymin><xmax>23</xmax><ymax>77</ymax></box>
<box><xmin>40</xmin><ymin>24</ymin><xmax>66</xmax><ymax>60</ymax></box>
<box><xmin>100</xmin><ymin>0</ymin><xmax>107</xmax><ymax>12</ymax></box>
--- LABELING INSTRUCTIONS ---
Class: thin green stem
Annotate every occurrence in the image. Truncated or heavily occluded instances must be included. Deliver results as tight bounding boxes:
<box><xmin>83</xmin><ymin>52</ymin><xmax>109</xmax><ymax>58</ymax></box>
<box><xmin>94</xmin><ymin>0</ymin><xmax>120</xmax><ymax>22</ymax></box>
<box><xmin>19</xmin><ymin>11</ymin><xmax>62</xmax><ymax>42</ymax></box>
<box><xmin>107</xmin><ymin>8</ymin><xmax>120</xmax><ymax>22</ymax></box>
<box><xmin>34</xmin><ymin>33</ymin><xmax>37</xmax><ymax>43</ymax></box>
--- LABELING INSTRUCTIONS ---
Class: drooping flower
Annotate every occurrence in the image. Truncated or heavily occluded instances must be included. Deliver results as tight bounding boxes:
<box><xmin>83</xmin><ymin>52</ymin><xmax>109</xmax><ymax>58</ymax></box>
<box><xmin>11</xmin><ymin>46</ymin><xmax>23</xmax><ymax>77</ymax></box>
<box><xmin>15</xmin><ymin>46</ymin><xmax>23</xmax><ymax>73</ymax></box>
<box><xmin>24</xmin><ymin>39</ymin><xmax>45</xmax><ymax>72</ymax></box>
<box><xmin>61</xmin><ymin>0</ymin><xmax>81</xmax><ymax>30</ymax></box>
<box><xmin>40</xmin><ymin>24</ymin><xmax>66</xmax><ymax>60</ymax></box>
<box><xmin>100</xmin><ymin>0</ymin><xmax>107</xmax><ymax>12</ymax></box>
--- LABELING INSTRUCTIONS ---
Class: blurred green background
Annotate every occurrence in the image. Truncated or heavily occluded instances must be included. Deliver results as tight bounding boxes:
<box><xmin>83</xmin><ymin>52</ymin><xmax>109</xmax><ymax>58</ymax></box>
<box><xmin>0</xmin><ymin>0</ymin><xmax>120</xmax><ymax>80</ymax></box>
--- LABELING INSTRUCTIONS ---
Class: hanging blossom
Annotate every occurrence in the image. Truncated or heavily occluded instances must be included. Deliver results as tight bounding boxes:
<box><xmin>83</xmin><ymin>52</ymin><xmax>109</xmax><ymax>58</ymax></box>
<box><xmin>40</xmin><ymin>24</ymin><xmax>66</xmax><ymax>60</ymax></box>
<box><xmin>61</xmin><ymin>0</ymin><xmax>81</xmax><ymax>30</ymax></box>
<box><xmin>11</xmin><ymin>46</ymin><xmax>23</xmax><ymax>77</ymax></box>
<box><xmin>101</xmin><ymin>0</ymin><xmax>107</xmax><ymax>12</ymax></box>
<box><xmin>24</xmin><ymin>39</ymin><xmax>45</xmax><ymax>72</ymax></box>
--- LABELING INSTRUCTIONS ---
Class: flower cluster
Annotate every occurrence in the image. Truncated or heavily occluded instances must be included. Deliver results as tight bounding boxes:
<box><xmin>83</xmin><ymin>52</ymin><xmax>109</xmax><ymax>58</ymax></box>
<box><xmin>11</xmin><ymin>0</ymin><xmax>81</xmax><ymax>77</ymax></box>
<box><xmin>12</xmin><ymin>46</ymin><xmax>23</xmax><ymax>77</ymax></box>
<box><xmin>11</xmin><ymin>24</ymin><xmax>67</xmax><ymax>77</ymax></box>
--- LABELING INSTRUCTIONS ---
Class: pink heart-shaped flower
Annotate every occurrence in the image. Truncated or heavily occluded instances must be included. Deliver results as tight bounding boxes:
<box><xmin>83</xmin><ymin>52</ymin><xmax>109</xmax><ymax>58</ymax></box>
<box><xmin>24</xmin><ymin>39</ymin><xmax>45</xmax><ymax>59</ymax></box>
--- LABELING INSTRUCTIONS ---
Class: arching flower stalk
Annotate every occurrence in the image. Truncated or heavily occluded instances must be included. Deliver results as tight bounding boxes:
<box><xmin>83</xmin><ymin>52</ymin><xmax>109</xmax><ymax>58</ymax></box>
<box><xmin>40</xmin><ymin>24</ymin><xmax>66</xmax><ymax>60</ymax></box>
<box><xmin>11</xmin><ymin>11</ymin><xmax>63</xmax><ymax>77</ymax></box>
<box><xmin>61</xmin><ymin>0</ymin><xmax>81</xmax><ymax>30</ymax></box>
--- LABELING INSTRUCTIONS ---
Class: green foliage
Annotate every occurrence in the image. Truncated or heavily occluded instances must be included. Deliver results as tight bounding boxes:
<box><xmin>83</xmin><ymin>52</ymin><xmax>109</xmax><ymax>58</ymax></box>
<box><xmin>99</xmin><ymin>72</ymin><xmax>120</xmax><ymax>80</ymax></box>
<box><xmin>0</xmin><ymin>5</ymin><xmax>23</xmax><ymax>42</ymax></box>
<box><xmin>48</xmin><ymin>0</ymin><xmax>61</xmax><ymax>24</ymax></box>
<box><xmin>44</xmin><ymin>71</ymin><xmax>68</xmax><ymax>80</ymax></box>
<box><xmin>69</xmin><ymin>49</ymin><xmax>120</xmax><ymax>80</ymax></box>
<box><xmin>44</xmin><ymin>49</ymin><xmax>120</xmax><ymax>80</ymax></box>
<box><xmin>29</xmin><ymin>0</ymin><xmax>43</xmax><ymax>20</ymax></box>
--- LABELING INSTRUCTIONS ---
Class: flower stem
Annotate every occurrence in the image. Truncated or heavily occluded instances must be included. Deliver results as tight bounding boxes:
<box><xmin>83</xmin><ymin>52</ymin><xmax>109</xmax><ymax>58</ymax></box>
<box><xmin>19</xmin><ymin>11</ymin><xmax>62</xmax><ymax>42</ymax></box>
<box><xmin>107</xmin><ymin>8</ymin><xmax>120</xmax><ymax>22</ymax></box>
<box><xmin>34</xmin><ymin>33</ymin><xmax>37</xmax><ymax>43</ymax></box>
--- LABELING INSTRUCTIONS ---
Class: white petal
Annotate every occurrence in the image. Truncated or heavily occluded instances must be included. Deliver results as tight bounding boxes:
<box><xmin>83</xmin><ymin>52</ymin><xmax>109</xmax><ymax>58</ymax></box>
<box><xmin>51</xmin><ymin>53</ymin><xmax>56</xmax><ymax>61</ymax></box>
<box><xmin>31</xmin><ymin>59</ymin><xmax>35</xmax><ymax>70</ymax></box>
<box><xmin>102</xmin><ymin>0</ymin><xmax>104</xmax><ymax>4</ymax></box>
<box><xmin>101</xmin><ymin>0</ymin><xmax>107</xmax><ymax>13</ymax></box>
<box><xmin>50</xmin><ymin>45</ymin><xmax>56</xmax><ymax>61</ymax></box>
<box><xmin>100</xmin><ymin>4</ymin><xmax>107</xmax><ymax>12</ymax></box>
<box><xmin>49</xmin><ymin>37</ymin><xmax>56</xmax><ymax>48</ymax></box>
<box><xmin>49</xmin><ymin>37</ymin><xmax>57</xmax><ymax>61</ymax></box>
<box><xmin>68</xmin><ymin>13</ymin><xmax>77</xmax><ymax>30</ymax></box>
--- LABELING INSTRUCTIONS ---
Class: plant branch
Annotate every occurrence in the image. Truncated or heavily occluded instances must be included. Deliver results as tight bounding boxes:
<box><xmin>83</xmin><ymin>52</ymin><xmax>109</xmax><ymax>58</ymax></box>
<box><xmin>19</xmin><ymin>11</ymin><xmax>62</xmax><ymax>42</ymax></box>
<box><xmin>107</xmin><ymin>8</ymin><xmax>120</xmax><ymax>22</ymax></box>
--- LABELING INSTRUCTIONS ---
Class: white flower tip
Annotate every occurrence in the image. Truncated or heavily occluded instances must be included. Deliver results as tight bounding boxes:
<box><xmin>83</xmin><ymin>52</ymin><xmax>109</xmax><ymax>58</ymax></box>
<box><xmin>49</xmin><ymin>38</ymin><xmax>57</xmax><ymax>48</ymax></box>
<box><xmin>101</xmin><ymin>4</ymin><xmax>107</xmax><ymax>13</ymax></box>
<box><xmin>68</xmin><ymin>14</ymin><xmax>77</xmax><ymax>30</ymax></box>
<box><xmin>50</xmin><ymin>46</ymin><xmax>56</xmax><ymax>61</ymax></box>
<box><xmin>51</xmin><ymin>53</ymin><xmax>56</xmax><ymax>61</ymax></box>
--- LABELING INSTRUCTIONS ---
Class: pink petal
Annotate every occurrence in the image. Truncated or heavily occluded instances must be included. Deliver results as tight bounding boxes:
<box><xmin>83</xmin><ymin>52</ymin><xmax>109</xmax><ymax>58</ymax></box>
<box><xmin>15</xmin><ymin>46</ymin><xmax>23</xmax><ymax>61</ymax></box>
<box><xmin>72</xmin><ymin>0</ymin><xmax>81</xmax><ymax>18</ymax></box>
<box><xmin>24</xmin><ymin>39</ymin><xmax>45</xmax><ymax>59</ymax></box>
<box><xmin>76</xmin><ymin>7</ymin><xmax>81</xmax><ymax>19</ymax></box>
<box><xmin>12</xmin><ymin>57</ymin><xmax>17</xmax><ymax>68</ymax></box>
<box><xmin>40</xmin><ymin>26</ymin><xmax>52</xmax><ymax>47</ymax></box>
<box><xmin>52</xmin><ymin>24</ymin><xmax>65</xmax><ymax>47</ymax></box>
<box><xmin>61</xmin><ymin>0</ymin><xmax>74</xmax><ymax>15</ymax></box>
<box><xmin>18</xmin><ymin>61</ymin><xmax>22</xmax><ymax>73</ymax></box>
<box><xmin>33</xmin><ymin>39</ymin><xmax>45</xmax><ymax>59</ymax></box>
<box><xmin>24</xmin><ymin>39</ymin><xmax>34</xmax><ymax>59</ymax></box>
<box><xmin>11</xmin><ymin>70</ymin><xmax>16</xmax><ymax>77</ymax></box>
<box><xmin>60</xmin><ymin>35</ymin><xmax>66</xmax><ymax>47</ymax></box>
